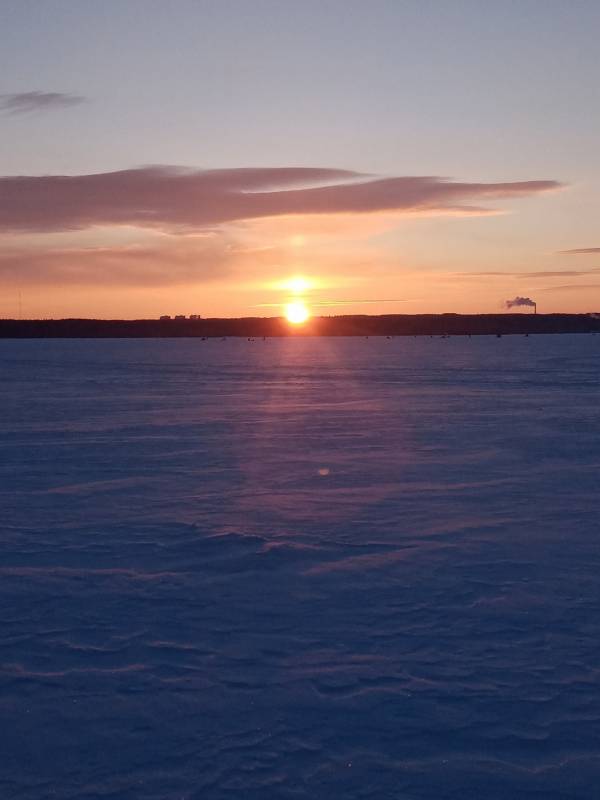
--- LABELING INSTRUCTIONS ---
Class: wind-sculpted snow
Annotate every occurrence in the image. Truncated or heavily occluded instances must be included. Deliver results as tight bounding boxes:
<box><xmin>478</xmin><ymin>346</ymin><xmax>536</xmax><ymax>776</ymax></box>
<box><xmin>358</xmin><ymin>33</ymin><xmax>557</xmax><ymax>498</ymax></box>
<box><xmin>1</xmin><ymin>335</ymin><xmax>600</xmax><ymax>799</ymax></box>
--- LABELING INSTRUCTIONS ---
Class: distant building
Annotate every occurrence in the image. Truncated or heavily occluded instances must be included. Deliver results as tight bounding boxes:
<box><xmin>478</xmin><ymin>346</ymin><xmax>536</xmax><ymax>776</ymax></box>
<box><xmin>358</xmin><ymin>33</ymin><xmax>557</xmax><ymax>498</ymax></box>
<box><xmin>174</xmin><ymin>315</ymin><xmax>186</xmax><ymax>320</ymax></box>
<box><xmin>189</xmin><ymin>314</ymin><xmax>202</xmax><ymax>320</ymax></box>
<box><xmin>159</xmin><ymin>315</ymin><xmax>171</xmax><ymax>321</ymax></box>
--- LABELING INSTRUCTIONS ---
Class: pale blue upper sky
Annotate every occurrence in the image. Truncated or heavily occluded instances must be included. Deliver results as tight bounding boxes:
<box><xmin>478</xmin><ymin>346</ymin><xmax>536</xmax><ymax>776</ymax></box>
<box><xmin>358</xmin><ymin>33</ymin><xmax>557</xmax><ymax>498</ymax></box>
<box><xmin>1</xmin><ymin>0</ymin><xmax>599</xmax><ymax>317</ymax></box>
<box><xmin>2</xmin><ymin>0</ymin><xmax>599</xmax><ymax>178</ymax></box>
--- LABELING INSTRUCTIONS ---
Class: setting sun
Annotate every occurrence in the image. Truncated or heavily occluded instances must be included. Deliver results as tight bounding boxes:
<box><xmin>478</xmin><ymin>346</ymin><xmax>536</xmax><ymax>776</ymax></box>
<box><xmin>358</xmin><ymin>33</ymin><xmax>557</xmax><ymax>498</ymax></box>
<box><xmin>285</xmin><ymin>300</ymin><xmax>310</xmax><ymax>324</ymax></box>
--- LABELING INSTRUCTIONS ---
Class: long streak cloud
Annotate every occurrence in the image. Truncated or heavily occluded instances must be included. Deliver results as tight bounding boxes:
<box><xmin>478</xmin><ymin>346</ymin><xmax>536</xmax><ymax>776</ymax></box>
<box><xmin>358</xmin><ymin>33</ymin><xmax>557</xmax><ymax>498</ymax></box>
<box><xmin>0</xmin><ymin>166</ymin><xmax>563</xmax><ymax>233</ymax></box>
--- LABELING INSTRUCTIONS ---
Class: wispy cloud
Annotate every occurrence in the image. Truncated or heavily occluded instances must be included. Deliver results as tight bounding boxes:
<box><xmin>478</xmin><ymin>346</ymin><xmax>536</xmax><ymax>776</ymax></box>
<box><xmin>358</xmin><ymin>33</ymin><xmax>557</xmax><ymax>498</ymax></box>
<box><xmin>524</xmin><ymin>270</ymin><xmax>600</xmax><ymax>278</ymax></box>
<box><xmin>457</xmin><ymin>269</ymin><xmax>600</xmax><ymax>278</ymax></box>
<box><xmin>0</xmin><ymin>165</ymin><xmax>563</xmax><ymax>234</ymax></box>
<box><xmin>0</xmin><ymin>239</ymin><xmax>235</xmax><ymax>287</ymax></box>
<box><xmin>0</xmin><ymin>91</ymin><xmax>86</xmax><ymax>114</ymax></box>
<box><xmin>312</xmin><ymin>299</ymin><xmax>410</xmax><ymax>307</ymax></box>
<box><xmin>542</xmin><ymin>284</ymin><xmax>600</xmax><ymax>292</ymax></box>
<box><xmin>256</xmin><ymin>298</ymin><xmax>410</xmax><ymax>308</ymax></box>
<box><xmin>557</xmin><ymin>248</ymin><xmax>600</xmax><ymax>255</ymax></box>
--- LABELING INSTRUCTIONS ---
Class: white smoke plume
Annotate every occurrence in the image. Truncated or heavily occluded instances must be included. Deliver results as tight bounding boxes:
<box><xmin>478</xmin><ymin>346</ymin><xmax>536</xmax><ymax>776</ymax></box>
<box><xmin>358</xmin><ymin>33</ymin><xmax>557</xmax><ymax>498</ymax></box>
<box><xmin>505</xmin><ymin>296</ymin><xmax>537</xmax><ymax>311</ymax></box>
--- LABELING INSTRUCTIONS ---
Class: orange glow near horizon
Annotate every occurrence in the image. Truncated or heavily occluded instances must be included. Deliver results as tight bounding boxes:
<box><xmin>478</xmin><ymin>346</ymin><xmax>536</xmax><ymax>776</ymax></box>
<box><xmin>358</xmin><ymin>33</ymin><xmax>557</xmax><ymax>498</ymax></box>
<box><xmin>268</xmin><ymin>275</ymin><xmax>317</xmax><ymax>294</ymax></box>
<box><xmin>285</xmin><ymin>300</ymin><xmax>310</xmax><ymax>324</ymax></box>
<box><xmin>286</xmin><ymin>275</ymin><xmax>311</xmax><ymax>294</ymax></box>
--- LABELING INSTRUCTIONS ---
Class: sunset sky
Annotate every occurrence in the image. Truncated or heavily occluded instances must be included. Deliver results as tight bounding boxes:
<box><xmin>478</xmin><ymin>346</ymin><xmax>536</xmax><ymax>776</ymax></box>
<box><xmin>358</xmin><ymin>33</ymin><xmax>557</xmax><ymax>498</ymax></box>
<box><xmin>1</xmin><ymin>0</ymin><xmax>599</xmax><ymax>319</ymax></box>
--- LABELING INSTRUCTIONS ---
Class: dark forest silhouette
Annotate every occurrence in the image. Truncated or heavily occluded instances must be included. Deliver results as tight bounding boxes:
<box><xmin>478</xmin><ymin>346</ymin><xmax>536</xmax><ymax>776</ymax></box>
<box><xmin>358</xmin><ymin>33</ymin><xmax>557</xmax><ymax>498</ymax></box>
<box><xmin>1</xmin><ymin>313</ymin><xmax>599</xmax><ymax>338</ymax></box>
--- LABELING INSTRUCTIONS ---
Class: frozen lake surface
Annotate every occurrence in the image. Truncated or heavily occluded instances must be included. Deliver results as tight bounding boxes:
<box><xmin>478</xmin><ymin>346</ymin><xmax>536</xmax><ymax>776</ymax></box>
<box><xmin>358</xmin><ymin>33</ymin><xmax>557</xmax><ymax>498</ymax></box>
<box><xmin>1</xmin><ymin>334</ymin><xmax>600</xmax><ymax>799</ymax></box>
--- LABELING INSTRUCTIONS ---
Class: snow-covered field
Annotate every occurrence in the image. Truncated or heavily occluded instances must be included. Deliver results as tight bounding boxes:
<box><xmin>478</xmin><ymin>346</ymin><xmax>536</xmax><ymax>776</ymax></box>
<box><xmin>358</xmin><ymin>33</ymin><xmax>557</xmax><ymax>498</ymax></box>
<box><xmin>1</xmin><ymin>335</ymin><xmax>600</xmax><ymax>799</ymax></box>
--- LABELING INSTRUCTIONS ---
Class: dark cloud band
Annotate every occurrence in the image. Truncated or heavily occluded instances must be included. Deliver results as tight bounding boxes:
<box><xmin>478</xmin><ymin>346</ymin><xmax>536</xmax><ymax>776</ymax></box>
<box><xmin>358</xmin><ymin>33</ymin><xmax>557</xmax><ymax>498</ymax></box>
<box><xmin>0</xmin><ymin>165</ymin><xmax>563</xmax><ymax>233</ymax></box>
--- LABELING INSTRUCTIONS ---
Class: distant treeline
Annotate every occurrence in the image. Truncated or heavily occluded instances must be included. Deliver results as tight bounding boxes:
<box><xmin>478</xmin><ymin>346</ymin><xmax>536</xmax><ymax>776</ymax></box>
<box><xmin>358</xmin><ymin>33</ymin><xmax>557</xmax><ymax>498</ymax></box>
<box><xmin>1</xmin><ymin>314</ymin><xmax>599</xmax><ymax>338</ymax></box>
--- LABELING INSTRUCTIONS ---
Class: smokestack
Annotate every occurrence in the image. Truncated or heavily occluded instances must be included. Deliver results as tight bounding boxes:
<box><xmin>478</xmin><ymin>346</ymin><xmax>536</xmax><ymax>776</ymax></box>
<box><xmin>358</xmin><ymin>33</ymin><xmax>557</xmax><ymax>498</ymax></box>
<box><xmin>505</xmin><ymin>296</ymin><xmax>537</xmax><ymax>313</ymax></box>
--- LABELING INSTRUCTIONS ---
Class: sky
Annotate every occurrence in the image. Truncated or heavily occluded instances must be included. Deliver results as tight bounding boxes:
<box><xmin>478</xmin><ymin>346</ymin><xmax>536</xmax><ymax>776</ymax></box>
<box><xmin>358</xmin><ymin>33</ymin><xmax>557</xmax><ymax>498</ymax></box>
<box><xmin>1</xmin><ymin>0</ymin><xmax>599</xmax><ymax>319</ymax></box>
